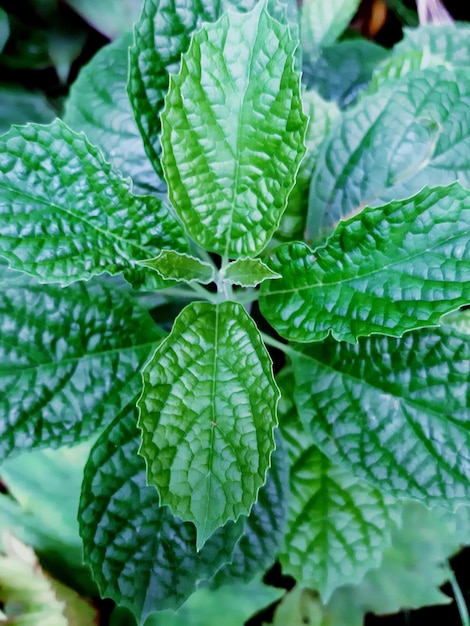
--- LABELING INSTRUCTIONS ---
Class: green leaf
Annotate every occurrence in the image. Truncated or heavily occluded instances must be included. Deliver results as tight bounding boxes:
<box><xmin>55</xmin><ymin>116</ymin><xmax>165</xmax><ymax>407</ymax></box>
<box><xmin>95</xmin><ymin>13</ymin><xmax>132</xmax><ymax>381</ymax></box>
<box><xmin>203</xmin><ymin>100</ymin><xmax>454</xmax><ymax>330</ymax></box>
<box><xmin>80</xmin><ymin>407</ymin><xmax>285</xmax><ymax>624</ymax></box>
<box><xmin>66</xmin><ymin>0</ymin><xmax>143</xmax><ymax>39</ymax></box>
<box><xmin>368</xmin><ymin>24</ymin><xmax>470</xmax><ymax>92</ymax></box>
<box><xmin>260</xmin><ymin>184</ymin><xmax>470</xmax><ymax>343</ymax></box>
<box><xmin>303</xmin><ymin>39</ymin><xmax>389</xmax><ymax>108</ymax></box>
<box><xmin>222</xmin><ymin>258</ymin><xmax>281</xmax><ymax>288</ymax></box>
<box><xmin>0</xmin><ymin>534</ymin><xmax>98</xmax><ymax>626</ymax></box>
<box><xmin>144</xmin><ymin>580</ymin><xmax>283</xmax><ymax>626</ymax></box>
<box><xmin>0</xmin><ymin>268</ymin><xmax>163</xmax><ymax>460</ymax></box>
<box><xmin>0</xmin><ymin>85</ymin><xmax>55</xmax><ymax>134</ymax></box>
<box><xmin>301</xmin><ymin>0</ymin><xmax>361</xmax><ymax>61</ymax></box>
<box><xmin>161</xmin><ymin>0</ymin><xmax>307</xmax><ymax>257</ymax></box>
<box><xmin>128</xmin><ymin>0</ymin><xmax>293</xmax><ymax>178</ymax></box>
<box><xmin>0</xmin><ymin>441</ymin><xmax>96</xmax><ymax>595</ymax></box>
<box><xmin>275</xmin><ymin>90</ymin><xmax>341</xmax><ymax>243</ymax></box>
<box><xmin>277</xmin><ymin>370</ymin><xmax>400</xmax><ymax>601</ymax></box>
<box><xmin>290</xmin><ymin>319</ymin><xmax>470</xmax><ymax>506</ymax></box>
<box><xmin>326</xmin><ymin>502</ymin><xmax>470</xmax><ymax>625</ymax></box>
<box><xmin>0</xmin><ymin>120</ymin><xmax>188</xmax><ymax>285</ymax></box>
<box><xmin>139</xmin><ymin>251</ymin><xmax>215</xmax><ymax>285</ymax></box>
<box><xmin>138</xmin><ymin>301</ymin><xmax>279</xmax><ymax>549</ymax></box>
<box><xmin>63</xmin><ymin>32</ymin><xmax>165</xmax><ymax>196</ymax></box>
<box><xmin>0</xmin><ymin>8</ymin><xmax>10</xmax><ymax>53</ymax></box>
<box><xmin>308</xmin><ymin>67</ymin><xmax>470</xmax><ymax>238</ymax></box>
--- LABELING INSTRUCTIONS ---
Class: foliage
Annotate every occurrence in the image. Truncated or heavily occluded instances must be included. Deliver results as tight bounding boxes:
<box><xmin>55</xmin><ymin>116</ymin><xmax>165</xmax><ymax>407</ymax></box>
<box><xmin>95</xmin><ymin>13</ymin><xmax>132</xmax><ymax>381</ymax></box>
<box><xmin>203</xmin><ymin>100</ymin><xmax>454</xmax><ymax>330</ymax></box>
<box><xmin>0</xmin><ymin>0</ymin><xmax>470</xmax><ymax>624</ymax></box>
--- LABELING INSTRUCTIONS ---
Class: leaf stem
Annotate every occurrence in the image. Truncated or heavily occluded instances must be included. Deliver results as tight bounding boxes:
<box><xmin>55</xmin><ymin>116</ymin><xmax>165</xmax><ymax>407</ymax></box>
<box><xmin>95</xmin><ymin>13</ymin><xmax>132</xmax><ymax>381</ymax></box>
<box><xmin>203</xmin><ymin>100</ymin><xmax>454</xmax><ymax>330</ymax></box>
<box><xmin>159</xmin><ymin>285</ymin><xmax>217</xmax><ymax>303</ymax></box>
<box><xmin>260</xmin><ymin>332</ymin><xmax>302</xmax><ymax>359</ymax></box>
<box><xmin>450</xmin><ymin>569</ymin><xmax>470</xmax><ymax>626</ymax></box>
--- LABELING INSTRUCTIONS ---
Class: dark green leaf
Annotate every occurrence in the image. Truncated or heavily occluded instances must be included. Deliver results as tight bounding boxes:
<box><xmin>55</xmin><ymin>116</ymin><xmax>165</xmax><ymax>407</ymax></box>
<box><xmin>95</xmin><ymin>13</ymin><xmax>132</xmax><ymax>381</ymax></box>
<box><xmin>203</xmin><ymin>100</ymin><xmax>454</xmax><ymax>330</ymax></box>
<box><xmin>161</xmin><ymin>0</ymin><xmax>307</xmax><ymax>257</ymax></box>
<box><xmin>222</xmin><ymin>258</ymin><xmax>281</xmax><ymax>288</ymax></box>
<box><xmin>301</xmin><ymin>0</ymin><xmax>361</xmax><ymax>61</ymax></box>
<box><xmin>63</xmin><ymin>33</ymin><xmax>165</xmax><ymax>195</ymax></box>
<box><xmin>275</xmin><ymin>90</ymin><xmax>340</xmax><ymax>243</ymax></box>
<box><xmin>291</xmin><ymin>315</ymin><xmax>470</xmax><ymax>505</ymax></box>
<box><xmin>66</xmin><ymin>0</ymin><xmax>143</xmax><ymax>39</ymax></box>
<box><xmin>0</xmin><ymin>85</ymin><xmax>55</xmax><ymax>134</ymax></box>
<box><xmin>0</xmin><ymin>8</ymin><xmax>10</xmax><ymax>53</ymax></box>
<box><xmin>0</xmin><ymin>268</ymin><xmax>162</xmax><ymax>460</ymax></box>
<box><xmin>80</xmin><ymin>407</ymin><xmax>244</xmax><ymax>624</ymax></box>
<box><xmin>139</xmin><ymin>251</ymin><xmax>215</xmax><ymax>284</ymax></box>
<box><xmin>138</xmin><ymin>301</ymin><xmax>279</xmax><ymax>549</ymax></box>
<box><xmin>0</xmin><ymin>120</ymin><xmax>188</xmax><ymax>285</ymax></box>
<box><xmin>260</xmin><ymin>184</ymin><xmax>470</xmax><ymax>343</ymax></box>
<box><xmin>308</xmin><ymin>67</ymin><xmax>470</xmax><ymax>238</ymax></box>
<box><xmin>303</xmin><ymin>39</ymin><xmax>389</xmax><ymax>108</ymax></box>
<box><xmin>277</xmin><ymin>370</ymin><xmax>400</xmax><ymax>600</ymax></box>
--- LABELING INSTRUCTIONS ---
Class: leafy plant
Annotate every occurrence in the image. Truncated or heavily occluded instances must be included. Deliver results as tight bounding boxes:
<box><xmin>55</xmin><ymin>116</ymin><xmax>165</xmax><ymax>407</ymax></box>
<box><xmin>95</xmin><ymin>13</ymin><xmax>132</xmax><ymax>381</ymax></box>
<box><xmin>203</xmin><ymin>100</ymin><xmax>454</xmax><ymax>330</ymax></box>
<box><xmin>0</xmin><ymin>0</ymin><xmax>469</xmax><ymax>624</ymax></box>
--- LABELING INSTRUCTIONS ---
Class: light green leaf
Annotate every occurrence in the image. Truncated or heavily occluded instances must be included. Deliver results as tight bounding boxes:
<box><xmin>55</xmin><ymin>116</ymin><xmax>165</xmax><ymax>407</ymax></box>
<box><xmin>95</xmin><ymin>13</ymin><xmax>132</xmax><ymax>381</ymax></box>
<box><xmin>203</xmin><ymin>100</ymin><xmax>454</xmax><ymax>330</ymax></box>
<box><xmin>291</xmin><ymin>322</ymin><xmax>470</xmax><ymax>506</ymax></box>
<box><xmin>161</xmin><ymin>0</ymin><xmax>307</xmax><ymax>258</ymax></box>
<box><xmin>369</xmin><ymin>23</ymin><xmax>470</xmax><ymax>91</ymax></box>
<box><xmin>308</xmin><ymin>67</ymin><xmax>470</xmax><ymax>238</ymax></box>
<box><xmin>301</xmin><ymin>0</ymin><xmax>361</xmax><ymax>61</ymax></box>
<box><xmin>0</xmin><ymin>268</ymin><xmax>163</xmax><ymax>460</ymax></box>
<box><xmin>0</xmin><ymin>441</ymin><xmax>96</xmax><ymax>595</ymax></box>
<box><xmin>222</xmin><ymin>258</ymin><xmax>281</xmax><ymax>288</ymax></box>
<box><xmin>80</xmin><ymin>407</ymin><xmax>285</xmax><ymax>624</ymax></box>
<box><xmin>0</xmin><ymin>8</ymin><xmax>10</xmax><ymax>53</ymax></box>
<box><xmin>0</xmin><ymin>534</ymin><xmax>98</xmax><ymax>626</ymax></box>
<box><xmin>139</xmin><ymin>251</ymin><xmax>215</xmax><ymax>285</ymax></box>
<box><xmin>138</xmin><ymin>301</ymin><xmax>279</xmax><ymax>549</ymax></box>
<box><xmin>63</xmin><ymin>32</ymin><xmax>165</xmax><ymax>195</ymax></box>
<box><xmin>128</xmin><ymin>0</ymin><xmax>294</xmax><ymax>178</ymax></box>
<box><xmin>260</xmin><ymin>184</ymin><xmax>470</xmax><ymax>343</ymax></box>
<box><xmin>145</xmin><ymin>580</ymin><xmax>283</xmax><ymax>626</ymax></box>
<box><xmin>0</xmin><ymin>120</ymin><xmax>188</xmax><ymax>285</ymax></box>
<box><xmin>277</xmin><ymin>370</ymin><xmax>400</xmax><ymax>601</ymax></box>
<box><xmin>303</xmin><ymin>39</ymin><xmax>389</xmax><ymax>108</ymax></box>
<box><xmin>270</xmin><ymin>587</ymin><xmax>323</xmax><ymax>626</ymax></box>
<box><xmin>0</xmin><ymin>85</ymin><xmax>55</xmax><ymax>134</ymax></box>
<box><xmin>66</xmin><ymin>0</ymin><xmax>143</xmax><ymax>39</ymax></box>
<box><xmin>275</xmin><ymin>90</ymin><xmax>341</xmax><ymax>243</ymax></box>
<box><xmin>326</xmin><ymin>502</ymin><xmax>470</xmax><ymax>625</ymax></box>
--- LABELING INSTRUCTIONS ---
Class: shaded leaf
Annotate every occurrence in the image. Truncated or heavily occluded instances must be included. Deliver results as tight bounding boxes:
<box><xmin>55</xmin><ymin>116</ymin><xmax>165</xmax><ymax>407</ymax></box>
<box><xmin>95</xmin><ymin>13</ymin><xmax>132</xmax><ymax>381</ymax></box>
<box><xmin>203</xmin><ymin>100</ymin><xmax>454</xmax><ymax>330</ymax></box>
<box><xmin>275</xmin><ymin>90</ymin><xmax>341</xmax><ymax>243</ymax></box>
<box><xmin>0</xmin><ymin>8</ymin><xmax>9</xmax><ymax>53</ymax></box>
<box><xmin>326</xmin><ymin>502</ymin><xmax>470</xmax><ymax>625</ymax></box>
<box><xmin>161</xmin><ymin>0</ymin><xmax>307</xmax><ymax>257</ymax></box>
<box><xmin>0</xmin><ymin>120</ymin><xmax>188</xmax><ymax>285</ymax></box>
<box><xmin>308</xmin><ymin>67</ymin><xmax>470</xmax><ymax>238</ymax></box>
<box><xmin>260</xmin><ymin>184</ymin><xmax>470</xmax><ymax>343</ymax></box>
<box><xmin>277</xmin><ymin>370</ymin><xmax>401</xmax><ymax>601</ymax></box>
<box><xmin>138</xmin><ymin>301</ymin><xmax>279</xmax><ymax>549</ymax></box>
<box><xmin>301</xmin><ymin>0</ymin><xmax>361</xmax><ymax>61</ymax></box>
<box><xmin>80</xmin><ymin>407</ymin><xmax>285</xmax><ymax>624</ymax></box>
<box><xmin>63</xmin><ymin>32</ymin><xmax>165</xmax><ymax>195</ymax></box>
<box><xmin>0</xmin><ymin>441</ymin><xmax>96</xmax><ymax>595</ymax></box>
<box><xmin>0</xmin><ymin>85</ymin><xmax>55</xmax><ymax>134</ymax></box>
<box><xmin>0</xmin><ymin>533</ymin><xmax>97</xmax><ymax>625</ymax></box>
<box><xmin>139</xmin><ymin>251</ymin><xmax>215</xmax><ymax>284</ymax></box>
<box><xmin>145</xmin><ymin>580</ymin><xmax>283</xmax><ymax>626</ymax></box>
<box><xmin>223</xmin><ymin>258</ymin><xmax>281</xmax><ymax>288</ymax></box>
<box><xmin>66</xmin><ymin>0</ymin><xmax>143</xmax><ymax>39</ymax></box>
<box><xmin>303</xmin><ymin>39</ymin><xmax>388</xmax><ymax>108</ymax></box>
<box><xmin>291</xmin><ymin>317</ymin><xmax>470</xmax><ymax>506</ymax></box>
<box><xmin>0</xmin><ymin>268</ymin><xmax>163</xmax><ymax>460</ymax></box>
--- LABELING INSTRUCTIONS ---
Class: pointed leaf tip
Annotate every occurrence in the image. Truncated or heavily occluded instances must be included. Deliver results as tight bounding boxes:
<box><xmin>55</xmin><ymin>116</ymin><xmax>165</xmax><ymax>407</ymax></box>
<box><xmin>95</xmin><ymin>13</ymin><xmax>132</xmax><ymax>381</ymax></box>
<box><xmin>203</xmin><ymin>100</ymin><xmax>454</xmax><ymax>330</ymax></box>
<box><xmin>137</xmin><ymin>301</ymin><xmax>279</xmax><ymax>548</ymax></box>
